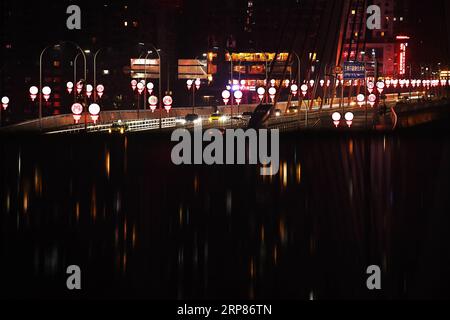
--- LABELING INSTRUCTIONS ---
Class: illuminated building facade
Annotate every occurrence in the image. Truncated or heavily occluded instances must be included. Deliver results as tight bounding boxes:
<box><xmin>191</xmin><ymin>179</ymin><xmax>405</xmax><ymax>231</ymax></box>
<box><xmin>341</xmin><ymin>0</ymin><xmax>410</xmax><ymax>78</ymax></box>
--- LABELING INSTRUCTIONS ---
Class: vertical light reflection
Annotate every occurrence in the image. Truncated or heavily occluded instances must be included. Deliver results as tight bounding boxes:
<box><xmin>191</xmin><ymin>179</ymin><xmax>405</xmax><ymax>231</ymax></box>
<box><xmin>194</xmin><ymin>175</ymin><xmax>199</xmax><ymax>194</ymax></box>
<box><xmin>132</xmin><ymin>224</ymin><xmax>137</xmax><ymax>248</ymax></box>
<box><xmin>34</xmin><ymin>167</ymin><xmax>42</xmax><ymax>196</ymax></box>
<box><xmin>75</xmin><ymin>202</ymin><xmax>80</xmax><ymax>222</ymax></box>
<box><xmin>105</xmin><ymin>150</ymin><xmax>110</xmax><ymax>179</ymax></box>
<box><xmin>273</xmin><ymin>246</ymin><xmax>278</xmax><ymax>265</ymax></box>
<box><xmin>91</xmin><ymin>186</ymin><xmax>97</xmax><ymax>221</ymax></box>
<box><xmin>250</xmin><ymin>258</ymin><xmax>255</xmax><ymax>279</ymax></box>
<box><xmin>279</xmin><ymin>219</ymin><xmax>287</xmax><ymax>245</ymax></box>
<box><xmin>6</xmin><ymin>191</ymin><xmax>10</xmax><ymax>213</ymax></box>
<box><xmin>226</xmin><ymin>191</ymin><xmax>232</xmax><ymax>216</ymax></box>
<box><xmin>296</xmin><ymin>163</ymin><xmax>302</xmax><ymax>184</ymax></box>
<box><xmin>179</xmin><ymin>205</ymin><xmax>183</xmax><ymax>226</ymax></box>
<box><xmin>23</xmin><ymin>191</ymin><xmax>29</xmax><ymax>214</ymax></box>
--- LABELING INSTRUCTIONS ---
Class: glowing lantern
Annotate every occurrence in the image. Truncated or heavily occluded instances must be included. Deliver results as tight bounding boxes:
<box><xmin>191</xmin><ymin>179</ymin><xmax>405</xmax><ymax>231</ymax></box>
<box><xmin>29</xmin><ymin>86</ymin><xmax>39</xmax><ymax>101</ymax></box>
<box><xmin>163</xmin><ymin>95</ymin><xmax>173</xmax><ymax>113</ymax></box>
<box><xmin>257</xmin><ymin>87</ymin><xmax>265</xmax><ymax>101</ymax></box>
<box><xmin>270</xmin><ymin>79</ymin><xmax>276</xmax><ymax>87</ymax></box>
<box><xmin>137</xmin><ymin>82</ymin><xmax>145</xmax><ymax>95</ymax></box>
<box><xmin>368</xmin><ymin>93</ymin><xmax>377</xmax><ymax>107</ymax></box>
<box><xmin>309</xmin><ymin>79</ymin><xmax>315</xmax><ymax>87</ymax></box>
<box><xmin>367</xmin><ymin>81</ymin><xmax>375</xmax><ymax>94</ymax></box>
<box><xmin>290</xmin><ymin>84</ymin><xmax>298</xmax><ymax>96</ymax></box>
<box><xmin>131</xmin><ymin>79</ymin><xmax>138</xmax><ymax>91</ymax></box>
<box><xmin>42</xmin><ymin>86</ymin><xmax>51</xmax><ymax>101</ymax></box>
<box><xmin>385</xmin><ymin>79</ymin><xmax>391</xmax><ymax>88</ymax></box>
<box><xmin>376</xmin><ymin>81</ymin><xmax>385</xmax><ymax>94</ymax></box>
<box><xmin>320</xmin><ymin>79</ymin><xmax>325</xmax><ymax>87</ymax></box>
<box><xmin>357</xmin><ymin>94</ymin><xmax>365</xmax><ymax>107</ymax></box>
<box><xmin>1</xmin><ymin>96</ymin><xmax>9</xmax><ymax>110</ymax></box>
<box><xmin>332</xmin><ymin>112</ymin><xmax>341</xmax><ymax>128</ymax></box>
<box><xmin>86</xmin><ymin>84</ymin><xmax>94</xmax><ymax>98</ymax></box>
<box><xmin>88</xmin><ymin>103</ymin><xmax>101</xmax><ymax>124</ymax></box>
<box><xmin>284</xmin><ymin>80</ymin><xmax>290</xmax><ymax>88</ymax></box>
<box><xmin>345</xmin><ymin>112</ymin><xmax>354</xmax><ymax>127</ymax></box>
<box><xmin>71</xmin><ymin>103</ymin><xmax>83</xmax><ymax>123</ymax></box>
<box><xmin>66</xmin><ymin>81</ymin><xmax>74</xmax><ymax>94</ymax></box>
<box><xmin>399</xmin><ymin>79</ymin><xmax>405</xmax><ymax>88</ymax></box>
<box><xmin>392</xmin><ymin>79</ymin><xmax>398</xmax><ymax>88</ymax></box>
<box><xmin>234</xmin><ymin>90</ymin><xmax>243</xmax><ymax>105</ymax></box>
<box><xmin>145</xmin><ymin>82</ymin><xmax>153</xmax><ymax>96</ymax></box>
<box><xmin>268</xmin><ymin>87</ymin><xmax>277</xmax><ymax>102</ymax></box>
<box><xmin>195</xmin><ymin>79</ymin><xmax>201</xmax><ymax>90</ymax></box>
<box><xmin>186</xmin><ymin>79</ymin><xmax>193</xmax><ymax>90</ymax></box>
<box><xmin>148</xmin><ymin>96</ymin><xmax>158</xmax><ymax>112</ymax></box>
<box><xmin>301</xmin><ymin>84</ymin><xmax>308</xmax><ymax>97</ymax></box>
<box><xmin>96</xmin><ymin>85</ymin><xmax>105</xmax><ymax>98</ymax></box>
<box><xmin>222</xmin><ymin>90</ymin><xmax>231</xmax><ymax>105</ymax></box>
<box><xmin>76</xmin><ymin>81</ymin><xmax>83</xmax><ymax>94</ymax></box>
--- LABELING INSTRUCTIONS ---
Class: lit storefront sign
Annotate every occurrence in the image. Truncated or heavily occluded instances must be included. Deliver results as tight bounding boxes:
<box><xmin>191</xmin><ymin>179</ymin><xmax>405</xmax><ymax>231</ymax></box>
<box><xmin>396</xmin><ymin>36</ymin><xmax>410</xmax><ymax>76</ymax></box>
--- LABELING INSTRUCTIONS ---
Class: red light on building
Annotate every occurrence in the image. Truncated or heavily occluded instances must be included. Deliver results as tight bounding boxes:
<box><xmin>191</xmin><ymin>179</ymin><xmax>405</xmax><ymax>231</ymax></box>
<box><xmin>396</xmin><ymin>36</ymin><xmax>410</xmax><ymax>76</ymax></box>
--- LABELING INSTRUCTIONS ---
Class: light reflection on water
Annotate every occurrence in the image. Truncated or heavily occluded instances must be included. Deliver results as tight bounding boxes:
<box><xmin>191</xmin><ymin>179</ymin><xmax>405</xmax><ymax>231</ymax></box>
<box><xmin>1</xmin><ymin>129</ymin><xmax>450</xmax><ymax>299</ymax></box>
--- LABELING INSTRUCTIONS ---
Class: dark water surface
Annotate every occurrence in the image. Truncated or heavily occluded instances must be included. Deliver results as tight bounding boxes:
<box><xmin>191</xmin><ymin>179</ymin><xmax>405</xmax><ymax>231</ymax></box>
<box><xmin>1</xmin><ymin>126</ymin><xmax>450</xmax><ymax>300</ymax></box>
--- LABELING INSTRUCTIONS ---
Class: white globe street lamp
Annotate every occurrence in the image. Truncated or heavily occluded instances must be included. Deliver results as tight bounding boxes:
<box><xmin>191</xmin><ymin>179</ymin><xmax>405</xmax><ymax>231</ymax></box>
<box><xmin>89</xmin><ymin>103</ymin><xmax>101</xmax><ymax>124</ymax></box>
<box><xmin>1</xmin><ymin>96</ymin><xmax>9</xmax><ymax>110</ymax></box>
<box><xmin>332</xmin><ymin>112</ymin><xmax>341</xmax><ymax>128</ymax></box>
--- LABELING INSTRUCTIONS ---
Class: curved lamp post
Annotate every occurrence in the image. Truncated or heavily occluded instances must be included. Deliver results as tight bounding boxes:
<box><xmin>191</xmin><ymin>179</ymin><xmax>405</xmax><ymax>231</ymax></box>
<box><xmin>40</xmin><ymin>41</ymin><xmax>87</xmax><ymax>131</ymax></box>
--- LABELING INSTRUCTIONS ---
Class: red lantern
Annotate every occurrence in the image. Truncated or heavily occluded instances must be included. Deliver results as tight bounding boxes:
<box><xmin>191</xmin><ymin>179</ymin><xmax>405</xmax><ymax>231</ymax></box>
<box><xmin>357</xmin><ymin>94</ymin><xmax>365</xmax><ymax>107</ymax></box>
<box><xmin>29</xmin><ymin>86</ymin><xmax>38</xmax><ymax>101</ymax></box>
<box><xmin>137</xmin><ymin>82</ymin><xmax>145</xmax><ymax>95</ymax></box>
<box><xmin>234</xmin><ymin>90</ymin><xmax>243</xmax><ymax>105</ymax></box>
<box><xmin>89</xmin><ymin>103</ymin><xmax>101</xmax><ymax>124</ymax></box>
<box><xmin>66</xmin><ymin>81</ymin><xmax>74</xmax><ymax>94</ymax></box>
<box><xmin>345</xmin><ymin>112</ymin><xmax>354</xmax><ymax>128</ymax></box>
<box><xmin>368</xmin><ymin>94</ymin><xmax>377</xmax><ymax>107</ymax></box>
<box><xmin>96</xmin><ymin>85</ymin><xmax>105</xmax><ymax>99</ymax></box>
<box><xmin>257</xmin><ymin>87</ymin><xmax>265</xmax><ymax>101</ymax></box>
<box><xmin>146</xmin><ymin>82</ymin><xmax>154</xmax><ymax>95</ymax></box>
<box><xmin>131</xmin><ymin>80</ymin><xmax>138</xmax><ymax>91</ymax></box>
<box><xmin>1</xmin><ymin>96</ymin><xmax>9</xmax><ymax>110</ymax></box>
<box><xmin>76</xmin><ymin>81</ymin><xmax>83</xmax><ymax>94</ymax></box>
<box><xmin>86</xmin><ymin>84</ymin><xmax>94</xmax><ymax>98</ymax></box>
<box><xmin>332</xmin><ymin>112</ymin><xmax>341</xmax><ymax>128</ymax></box>
<box><xmin>222</xmin><ymin>90</ymin><xmax>231</xmax><ymax>105</ymax></box>
<box><xmin>71</xmin><ymin>103</ymin><xmax>83</xmax><ymax>123</ymax></box>
<box><xmin>42</xmin><ymin>86</ymin><xmax>51</xmax><ymax>102</ymax></box>
<box><xmin>290</xmin><ymin>84</ymin><xmax>298</xmax><ymax>96</ymax></box>
<box><xmin>268</xmin><ymin>87</ymin><xmax>277</xmax><ymax>102</ymax></box>
<box><xmin>163</xmin><ymin>96</ymin><xmax>173</xmax><ymax>113</ymax></box>
<box><xmin>148</xmin><ymin>96</ymin><xmax>158</xmax><ymax>112</ymax></box>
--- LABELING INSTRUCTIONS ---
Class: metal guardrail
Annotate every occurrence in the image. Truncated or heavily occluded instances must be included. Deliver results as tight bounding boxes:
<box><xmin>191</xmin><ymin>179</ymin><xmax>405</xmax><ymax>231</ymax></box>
<box><xmin>46</xmin><ymin>117</ymin><xmax>179</xmax><ymax>135</ymax></box>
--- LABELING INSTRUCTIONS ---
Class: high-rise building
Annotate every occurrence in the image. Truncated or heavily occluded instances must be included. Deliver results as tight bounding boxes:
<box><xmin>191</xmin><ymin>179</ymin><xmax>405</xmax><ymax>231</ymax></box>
<box><xmin>340</xmin><ymin>0</ymin><xmax>411</xmax><ymax>77</ymax></box>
